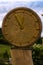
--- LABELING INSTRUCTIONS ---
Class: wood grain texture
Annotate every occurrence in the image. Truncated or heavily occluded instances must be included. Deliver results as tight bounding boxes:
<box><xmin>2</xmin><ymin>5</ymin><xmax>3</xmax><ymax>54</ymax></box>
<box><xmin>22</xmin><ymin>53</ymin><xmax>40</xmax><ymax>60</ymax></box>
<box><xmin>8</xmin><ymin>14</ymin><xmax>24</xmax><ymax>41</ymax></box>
<box><xmin>10</xmin><ymin>49</ymin><xmax>33</xmax><ymax>65</ymax></box>
<box><xmin>2</xmin><ymin>7</ymin><xmax>42</xmax><ymax>47</ymax></box>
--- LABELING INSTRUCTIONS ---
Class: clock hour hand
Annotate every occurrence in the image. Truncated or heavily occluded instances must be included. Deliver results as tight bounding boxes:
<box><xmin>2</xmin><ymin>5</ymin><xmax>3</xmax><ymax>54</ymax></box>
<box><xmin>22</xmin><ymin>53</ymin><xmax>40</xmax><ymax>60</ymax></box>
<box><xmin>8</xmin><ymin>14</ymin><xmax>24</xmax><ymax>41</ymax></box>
<box><xmin>15</xmin><ymin>14</ymin><xmax>24</xmax><ymax>30</ymax></box>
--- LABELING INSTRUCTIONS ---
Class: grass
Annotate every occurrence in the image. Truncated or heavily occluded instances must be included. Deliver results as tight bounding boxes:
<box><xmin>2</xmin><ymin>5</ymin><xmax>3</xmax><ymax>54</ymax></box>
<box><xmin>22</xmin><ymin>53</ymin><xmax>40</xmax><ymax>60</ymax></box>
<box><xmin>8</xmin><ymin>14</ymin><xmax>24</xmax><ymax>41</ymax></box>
<box><xmin>0</xmin><ymin>43</ymin><xmax>11</xmax><ymax>65</ymax></box>
<box><xmin>0</xmin><ymin>44</ymin><xmax>10</xmax><ymax>54</ymax></box>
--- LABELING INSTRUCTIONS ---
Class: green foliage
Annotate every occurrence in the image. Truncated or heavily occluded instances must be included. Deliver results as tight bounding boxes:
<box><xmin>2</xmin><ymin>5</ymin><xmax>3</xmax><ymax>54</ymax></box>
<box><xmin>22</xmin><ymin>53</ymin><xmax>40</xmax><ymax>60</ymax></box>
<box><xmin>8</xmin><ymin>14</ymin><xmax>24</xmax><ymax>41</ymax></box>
<box><xmin>0</xmin><ymin>28</ymin><xmax>4</xmax><ymax>39</ymax></box>
<box><xmin>0</xmin><ymin>44</ymin><xmax>11</xmax><ymax>65</ymax></box>
<box><xmin>32</xmin><ymin>44</ymin><xmax>43</xmax><ymax>65</ymax></box>
<box><xmin>36</xmin><ymin>38</ymin><xmax>42</xmax><ymax>44</ymax></box>
<box><xmin>3</xmin><ymin>50</ymin><xmax>9</xmax><ymax>60</ymax></box>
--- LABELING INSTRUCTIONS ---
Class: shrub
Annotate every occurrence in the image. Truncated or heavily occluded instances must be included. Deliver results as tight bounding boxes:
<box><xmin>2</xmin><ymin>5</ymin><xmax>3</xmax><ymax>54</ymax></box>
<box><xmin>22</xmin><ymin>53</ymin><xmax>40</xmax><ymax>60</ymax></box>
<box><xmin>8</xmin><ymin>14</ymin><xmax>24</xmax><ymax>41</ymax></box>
<box><xmin>32</xmin><ymin>44</ymin><xmax>43</xmax><ymax>65</ymax></box>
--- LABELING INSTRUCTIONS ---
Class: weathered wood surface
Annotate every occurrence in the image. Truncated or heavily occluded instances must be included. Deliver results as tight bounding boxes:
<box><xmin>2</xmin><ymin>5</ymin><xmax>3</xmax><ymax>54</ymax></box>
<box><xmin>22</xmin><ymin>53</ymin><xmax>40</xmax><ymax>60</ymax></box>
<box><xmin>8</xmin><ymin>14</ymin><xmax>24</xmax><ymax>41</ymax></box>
<box><xmin>10</xmin><ymin>49</ymin><xmax>33</xmax><ymax>65</ymax></box>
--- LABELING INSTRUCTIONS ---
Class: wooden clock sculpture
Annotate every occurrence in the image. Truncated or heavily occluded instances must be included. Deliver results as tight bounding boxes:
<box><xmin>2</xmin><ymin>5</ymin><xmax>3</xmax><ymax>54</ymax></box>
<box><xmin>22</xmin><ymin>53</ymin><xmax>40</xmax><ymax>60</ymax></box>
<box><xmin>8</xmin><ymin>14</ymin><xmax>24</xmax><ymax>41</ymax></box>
<box><xmin>2</xmin><ymin>7</ymin><xmax>42</xmax><ymax>65</ymax></box>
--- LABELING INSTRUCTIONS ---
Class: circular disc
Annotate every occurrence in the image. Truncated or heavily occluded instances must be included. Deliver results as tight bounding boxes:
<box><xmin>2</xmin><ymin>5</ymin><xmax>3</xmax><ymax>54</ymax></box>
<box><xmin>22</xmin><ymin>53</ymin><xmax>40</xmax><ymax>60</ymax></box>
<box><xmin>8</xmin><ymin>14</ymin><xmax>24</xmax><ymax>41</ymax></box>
<box><xmin>2</xmin><ymin>7</ymin><xmax>42</xmax><ymax>47</ymax></box>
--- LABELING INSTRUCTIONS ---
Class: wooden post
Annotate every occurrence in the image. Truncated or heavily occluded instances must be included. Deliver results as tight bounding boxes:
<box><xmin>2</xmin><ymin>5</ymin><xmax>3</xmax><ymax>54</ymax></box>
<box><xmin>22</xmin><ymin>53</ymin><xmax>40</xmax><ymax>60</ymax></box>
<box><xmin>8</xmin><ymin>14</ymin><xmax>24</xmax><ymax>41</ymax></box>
<box><xmin>10</xmin><ymin>49</ymin><xmax>33</xmax><ymax>65</ymax></box>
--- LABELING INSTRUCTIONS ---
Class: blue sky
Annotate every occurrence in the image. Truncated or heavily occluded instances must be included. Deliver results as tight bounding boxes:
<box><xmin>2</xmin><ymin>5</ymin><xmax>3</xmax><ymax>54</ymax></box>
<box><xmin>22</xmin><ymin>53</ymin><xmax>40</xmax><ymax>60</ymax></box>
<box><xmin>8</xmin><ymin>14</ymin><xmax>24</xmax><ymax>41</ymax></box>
<box><xmin>0</xmin><ymin>0</ymin><xmax>43</xmax><ymax>37</ymax></box>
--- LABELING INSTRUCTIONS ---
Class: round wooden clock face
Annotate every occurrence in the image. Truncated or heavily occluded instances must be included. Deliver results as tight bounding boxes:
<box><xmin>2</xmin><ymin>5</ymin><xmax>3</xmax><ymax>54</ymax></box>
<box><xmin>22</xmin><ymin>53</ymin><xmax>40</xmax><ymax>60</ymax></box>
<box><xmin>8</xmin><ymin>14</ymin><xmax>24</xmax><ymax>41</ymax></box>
<box><xmin>2</xmin><ymin>7</ymin><xmax>42</xmax><ymax>47</ymax></box>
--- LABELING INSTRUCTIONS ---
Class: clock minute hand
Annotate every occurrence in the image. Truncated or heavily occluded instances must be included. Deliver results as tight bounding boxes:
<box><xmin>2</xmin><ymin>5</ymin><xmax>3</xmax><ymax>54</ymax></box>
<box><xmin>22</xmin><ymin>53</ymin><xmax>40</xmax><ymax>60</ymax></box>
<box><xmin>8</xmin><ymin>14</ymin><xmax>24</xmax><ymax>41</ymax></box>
<box><xmin>15</xmin><ymin>14</ymin><xmax>24</xmax><ymax>30</ymax></box>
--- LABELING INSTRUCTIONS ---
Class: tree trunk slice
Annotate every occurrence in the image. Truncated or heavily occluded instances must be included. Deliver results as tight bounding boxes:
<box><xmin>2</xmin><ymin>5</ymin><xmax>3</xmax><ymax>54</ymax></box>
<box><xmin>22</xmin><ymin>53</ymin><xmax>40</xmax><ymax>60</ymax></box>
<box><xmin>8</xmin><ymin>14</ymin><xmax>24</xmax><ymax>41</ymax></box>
<box><xmin>10</xmin><ymin>49</ymin><xmax>33</xmax><ymax>65</ymax></box>
<box><xmin>2</xmin><ymin>7</ymin><xmax>42</xmax><ymax>47</ymax></box>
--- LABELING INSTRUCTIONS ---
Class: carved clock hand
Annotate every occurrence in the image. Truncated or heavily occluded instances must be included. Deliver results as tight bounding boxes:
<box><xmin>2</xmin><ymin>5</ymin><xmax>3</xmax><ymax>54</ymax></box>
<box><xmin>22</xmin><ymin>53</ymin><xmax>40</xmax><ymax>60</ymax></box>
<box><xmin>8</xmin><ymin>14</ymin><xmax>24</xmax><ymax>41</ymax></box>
<box><xmin>15</xmin><ymin>14</ymin><xmax>24</xmax><ymax>30</ymax></box>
